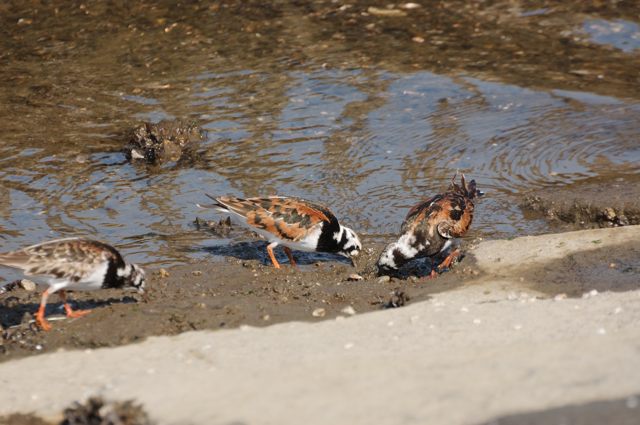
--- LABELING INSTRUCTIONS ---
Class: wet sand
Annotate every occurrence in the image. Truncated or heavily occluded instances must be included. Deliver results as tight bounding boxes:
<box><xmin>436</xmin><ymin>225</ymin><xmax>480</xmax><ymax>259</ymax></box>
<box><xmin>0</xmin><ymin>239</ymin><xmax>479</xmax><ymax>362</ymax></box>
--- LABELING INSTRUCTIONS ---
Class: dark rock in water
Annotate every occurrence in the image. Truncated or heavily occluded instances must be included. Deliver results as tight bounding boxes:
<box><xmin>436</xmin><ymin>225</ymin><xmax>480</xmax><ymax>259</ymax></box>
<box><xmin>124</xmin><ymin>120</ymin><xmax>205</xmax><ymax>165</ymax></box>
<box><xmin>62</xmin><ymin>396</ymin><xmax>153</xmax><ymax>425</ymax></box>
<box><xmin>194</xmin><ymin>216</ymin><xmax>232</xmax><ymax>237</ymax></box>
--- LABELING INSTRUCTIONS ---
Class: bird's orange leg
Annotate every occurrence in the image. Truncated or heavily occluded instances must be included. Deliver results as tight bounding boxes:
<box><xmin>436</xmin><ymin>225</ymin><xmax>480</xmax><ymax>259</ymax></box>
<box><xmin>437</xmin><ymin>249</ymin><xmax>461</xmax><ymax>272</ymax></box>
<box><xmin>59</xmin><ymin>290</ymin><xmax>91</xmax><ymax>319</ymax></box>
<box><xmin>266</xmin><ymin>243</ymin><xmax>281</xmax><ymax>269</ymax></box>
<box><xmin>36</xmin><ymin>289</ymin><xmax>52</xmax><ymax>331</ymax></box>
<box><xmin>283</xmin><ymin>247</ymin><xmax>297</xmax><ymax>268</ymax></box>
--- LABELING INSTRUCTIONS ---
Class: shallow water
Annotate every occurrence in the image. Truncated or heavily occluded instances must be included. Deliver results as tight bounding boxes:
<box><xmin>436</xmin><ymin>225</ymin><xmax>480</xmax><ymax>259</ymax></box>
<box><xmin>0</xmin><ymin>0</ymin><xmax>639</xmax><ymax>276</ymax></box>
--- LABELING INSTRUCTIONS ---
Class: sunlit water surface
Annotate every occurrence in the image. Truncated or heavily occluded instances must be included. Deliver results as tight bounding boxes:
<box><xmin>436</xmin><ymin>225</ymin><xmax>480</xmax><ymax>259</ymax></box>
<box><xmin>0</xmin><ymin>2</ymin><xmax>639</xmax><ymax>280</ymax></box>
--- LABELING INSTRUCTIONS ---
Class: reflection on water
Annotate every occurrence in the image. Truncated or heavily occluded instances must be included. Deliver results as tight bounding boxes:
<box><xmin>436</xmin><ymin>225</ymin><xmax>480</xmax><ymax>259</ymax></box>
<box><xmin>0</xmin><ymin>0</ymin><xmax>639</xmax><ymax>275</ymax></box>
<box><xmin>583</xmin><ymin>19</ymin><xmax>640</xmax><ymax>52</ymax></box>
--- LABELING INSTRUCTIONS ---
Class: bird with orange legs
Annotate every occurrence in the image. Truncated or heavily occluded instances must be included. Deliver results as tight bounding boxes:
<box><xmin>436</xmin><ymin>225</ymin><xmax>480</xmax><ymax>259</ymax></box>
<box><xmin>208</xmin><ymin>195</ymin><xmax>361</xmax><ymax>268</ymax></box>
<box><xmin>0</xmin><ymin>238</ymin><xmax>145</xmax><ymax>330</ymax></box>
<box><xmin>377</xmin><ymin>174</ymin><xmax>483</xmax><ymax>278</ymax></box>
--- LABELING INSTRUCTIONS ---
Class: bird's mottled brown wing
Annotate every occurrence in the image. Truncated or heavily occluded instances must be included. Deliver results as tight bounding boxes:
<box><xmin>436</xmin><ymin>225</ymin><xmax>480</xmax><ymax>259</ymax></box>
<box><xmin>402</xmin><ymin>193</ymin><xmax>475</xmax><ymax>239</ymax></box>
<box><xmin>0</xmin><ymin>238</ymin><xmax>117</xmax><ymax>281</ymax></box>
<box><xmin>216</xmin><ymin>196</ymin><xmax>336</xmax><ymax>242</ymax></box>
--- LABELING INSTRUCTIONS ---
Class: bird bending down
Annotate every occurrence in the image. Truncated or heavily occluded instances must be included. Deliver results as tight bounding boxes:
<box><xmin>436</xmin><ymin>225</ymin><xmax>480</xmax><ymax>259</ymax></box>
<box><xmin>377</xmin><ymin>174</ymin><xmax>483</xmax><ymax>278</ymax></box>
<box><xmin>208</xmin><ymin>195</ymin><xmax>362</xmax><ymax>268</ymax></box>
<box><xmin>0</xmin><ymin>238</ymin><xmax>146</xmax><ymax>330</ymax></box>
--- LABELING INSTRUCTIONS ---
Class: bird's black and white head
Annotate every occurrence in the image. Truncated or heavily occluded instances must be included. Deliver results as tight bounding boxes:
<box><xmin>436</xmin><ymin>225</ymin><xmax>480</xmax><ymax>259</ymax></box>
<box><xmin>334</xmin><ymin>225</ymin><xmax>362</xmax><ymax>266</ymax></box>
<box><xmin>376</xmin><ymin>242</ymin><xmax>402</xmax><ymax>275</ymax></box>
<box><xmin>118</xmin><ymin>263</ymin><xmax>146</xmax><ymax>293</ymax></box>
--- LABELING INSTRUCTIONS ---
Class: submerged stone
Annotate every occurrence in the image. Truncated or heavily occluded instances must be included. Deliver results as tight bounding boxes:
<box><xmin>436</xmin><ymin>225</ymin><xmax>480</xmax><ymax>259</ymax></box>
<box><xmin>124</xmin><ymin>119</ymin><xmax>205</xmax><ymax>165</ymax></box>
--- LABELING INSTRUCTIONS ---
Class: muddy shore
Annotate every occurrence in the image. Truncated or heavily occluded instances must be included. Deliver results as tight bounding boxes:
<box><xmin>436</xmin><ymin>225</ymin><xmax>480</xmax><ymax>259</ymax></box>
<box><xmin>0</xmin><ymin>239</ymin><xmax>480</xmax><ymax>362</ymax></box>
<box><xmin>521</xmin><ymin>174</ymin><xmax>640</xmax><ymax>229</ymax></box>
<box><xmin>2</xmin><ymin>224</ymin><xmax>639</xmax><ymax>363</ymax></box>
<box><xmin>0</xmin><ymin>226</ymin><xmax>638</xmax><ymax>425</ymax></box>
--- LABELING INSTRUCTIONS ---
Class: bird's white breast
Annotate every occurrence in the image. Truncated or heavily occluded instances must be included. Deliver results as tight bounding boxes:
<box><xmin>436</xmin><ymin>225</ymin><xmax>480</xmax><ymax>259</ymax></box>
<box><xmin>64</xmin><ymin>261</ymin><xmax>109</xmax><ymax>292</ymax></box>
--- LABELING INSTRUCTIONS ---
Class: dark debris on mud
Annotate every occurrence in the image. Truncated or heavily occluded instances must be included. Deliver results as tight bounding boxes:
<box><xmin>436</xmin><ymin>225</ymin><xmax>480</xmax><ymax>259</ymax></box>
<box><xmin>0</xmin><ymin>397</ymin><xmax>152</xmax><ymax>425</ymax></box>
<box><xmin>61</xmin><ymin>397</ymin><xmax>152</xmax><ymax>425</ymax></box>
<box><xmin>380</xmin><ymin>290</ymin><xmax>410</xmax><ymax>309</ymax></box>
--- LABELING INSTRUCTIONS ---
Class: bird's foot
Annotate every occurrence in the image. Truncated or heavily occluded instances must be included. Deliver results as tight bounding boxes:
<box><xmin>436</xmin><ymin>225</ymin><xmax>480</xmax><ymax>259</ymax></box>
<box><xmin>436</xmin><ymin>249</ymin><xmax>461</xmax><ymax>273</ymax></box>
<box><xmin>65</xmin><ymin>306</ymin><xmax>92</xmax><ymax>319</ymax></box>
<box><xmin>424</xmin><ymin>269</ymin><xmax>439</xmax><ymax>280</ymax></box>
<box><xmin>36</xmin><ymin>315</ymin><xmax>52</xmax><ymax>331</ymax></box>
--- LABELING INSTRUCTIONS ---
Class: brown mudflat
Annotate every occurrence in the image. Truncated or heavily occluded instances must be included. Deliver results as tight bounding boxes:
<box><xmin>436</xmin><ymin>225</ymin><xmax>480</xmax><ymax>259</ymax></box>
<box><xmin>521</xmin><ymin>175</ymin><xmax>640</xmax><ymax>229</ymax></box>
<box><xmin>0</xmin><ymin>241</ymin><xmax>479</xmax><ymax>363</ymax></box>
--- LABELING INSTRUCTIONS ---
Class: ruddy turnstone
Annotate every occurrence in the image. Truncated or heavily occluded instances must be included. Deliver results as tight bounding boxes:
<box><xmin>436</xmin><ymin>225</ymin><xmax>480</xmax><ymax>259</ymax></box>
<box><xmin>377</xmin><ymin>173</ymin><xmax>483</xmax><ymax>277</ymax></box>
<box><xmin>207</xmin><ymin>195</ymin><xmax>362</xmax><ymax>268</ymax></box>
<box><xmin>0</xmin><ymin>238</ymin><xmax>145</xmax><ymax>330</ymax></box>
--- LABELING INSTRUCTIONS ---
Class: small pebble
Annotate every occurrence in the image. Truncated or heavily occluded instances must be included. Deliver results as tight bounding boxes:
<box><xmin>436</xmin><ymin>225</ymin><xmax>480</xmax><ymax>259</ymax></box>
<box><xmin>192</xmin><ymin>270</ymin><xmax>202</xmax><ymax>276</ymax></box>
<box><xmin>473</xmin><ymin>318</ymin><xmax>482</xmax><ymax>325</ymax></box>
<box><xmin>347</xmin><ymin>273</ymin><xmax>363</xmax><ymax>281</ymax></box>
<box><xmin>377</xmin><ymin>275</ymin><xmax>390</xmax><ymax>284</ymax></box>
<box><xmin>19</xmin><ymin>279</ymin><xmax>37</xmax><ymax>292</ymax></box>
<box><xmin>554</xmin><ymin>293</ymin><xmax>567</xmax><ymax>301</ymax></box>
<box><xmin>460</xmin><ymin>307</ymin><xmax>469</xmax><ymax>313</ymax></box>
<box><xmin>596</xmin><ymin>327</ymin><xmax>606</xmax><ymax>335</ymax></box>
<box><xmin>341</xmin><ymin>306</ymin><xmax>356</xmax><ymax>316</ymax></box>
<box><xmin>401</xmin><ymin>3</ymin><xmax>421</xmax><ymax>9</ymax></box>
<box><xmin>513</xmin><ymin>324</ymin><xmax>522</xmax><ymax>330</ymax></box>
<box><xmin>614</xmin><ymin>307</ymin><xmax>622</xmax><ymax>314</ymax></box>
<box><xmin>312</xmin><ymin>308</ymin><xmax>326</xmax><ymax>317</ymax></box>
<box><xmin>412</xmin><ymin>36</ymin><xmax>425</xmax><ymax>43</ymax></box>
<box><xmin>367</xmin><ymin>7</ymin><xmax>407</xmax><ymax>17</ymax></box>
<box><xmin>262</xmin><ymin>314</ymin><xmax>271</xmax><ymax>321</ymax></box>
<box><xmin>344</xmin><ymin>342</ymin><xmax>354</xmax><ymax>350</ymax></box>
<box><xmin>158</xmin><ymin>268</ymin><xmax>170</xmax><ymax>278</ymax></box>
